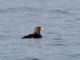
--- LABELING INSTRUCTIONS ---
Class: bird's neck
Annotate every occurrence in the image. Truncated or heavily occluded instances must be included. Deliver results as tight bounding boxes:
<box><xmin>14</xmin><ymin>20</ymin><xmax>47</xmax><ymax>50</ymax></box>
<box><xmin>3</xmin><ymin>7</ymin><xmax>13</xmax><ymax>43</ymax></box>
<box><xmin>34</xmin><ymin>31</ymin><xmax>40</xmax><ymax>34</ymax></box>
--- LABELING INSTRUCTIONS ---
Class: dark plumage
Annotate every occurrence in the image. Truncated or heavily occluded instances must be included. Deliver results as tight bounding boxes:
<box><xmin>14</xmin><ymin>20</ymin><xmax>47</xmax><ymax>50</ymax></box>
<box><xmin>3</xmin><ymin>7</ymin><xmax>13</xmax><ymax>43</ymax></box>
<box><xmin>22</xmin><ymin>27</ymin><xmax>43</xmax><ymax>39</ymax></box>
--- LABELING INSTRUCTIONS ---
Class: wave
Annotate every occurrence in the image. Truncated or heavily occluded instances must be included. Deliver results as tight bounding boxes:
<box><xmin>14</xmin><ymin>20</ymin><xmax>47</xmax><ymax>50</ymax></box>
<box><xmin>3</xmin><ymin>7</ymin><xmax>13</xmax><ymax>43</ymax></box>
<box><xmin>49</xmin><ymin>9</ymin><xmax>73</xmax><ymax>15</ymax></box>
<box><xmin>0</xmin><ymin>7</ymin><xmax>42</xmax><ymax>14</ymax></box>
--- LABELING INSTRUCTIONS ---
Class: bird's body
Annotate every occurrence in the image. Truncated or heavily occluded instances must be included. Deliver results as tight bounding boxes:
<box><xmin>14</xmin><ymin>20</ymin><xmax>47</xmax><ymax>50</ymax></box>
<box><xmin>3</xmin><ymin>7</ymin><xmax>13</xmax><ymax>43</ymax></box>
<box><xmin>22</xmin><ymin>33</ymin><xmax>42</xmax><ymax>39</ymax></box>
<box><xmin>22</xmin><ymin>27</ymin><xmax>43</xmax><ymax>39</ymax></box>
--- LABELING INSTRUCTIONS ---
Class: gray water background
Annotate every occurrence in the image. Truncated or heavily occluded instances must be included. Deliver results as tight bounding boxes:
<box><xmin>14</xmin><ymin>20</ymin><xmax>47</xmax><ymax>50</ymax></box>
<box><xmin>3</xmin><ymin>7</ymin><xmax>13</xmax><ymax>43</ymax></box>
<box><xmin>0</xmin><ymin>0</ymin><xmax>80</xmax><ymax>60</ymax></box>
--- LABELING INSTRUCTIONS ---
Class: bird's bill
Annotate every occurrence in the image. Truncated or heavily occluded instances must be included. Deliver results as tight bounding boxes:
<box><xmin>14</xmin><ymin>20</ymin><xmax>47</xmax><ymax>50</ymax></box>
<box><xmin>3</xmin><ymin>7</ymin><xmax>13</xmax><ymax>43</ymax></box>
<box><xmin>41</xmin><ymin>27</ymin><xmax>43</xmax><ymax>31</ymax></box>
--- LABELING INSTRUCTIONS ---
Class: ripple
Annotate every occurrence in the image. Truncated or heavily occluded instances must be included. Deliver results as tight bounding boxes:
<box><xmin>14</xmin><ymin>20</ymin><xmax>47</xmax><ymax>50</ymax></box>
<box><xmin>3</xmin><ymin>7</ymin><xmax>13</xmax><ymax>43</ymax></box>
<box><xmin>31</xmin><ymin>58</ymin><xmax>41</xmax><ymax>60</ymax></box>
<box><xmin>54</xmin><ymin>37</ymin><xmax>62</xmax><ymax>40</ymax></box>
<box><xmin>0</xmin><ymin>7</ymin><xmax>42</xmax><ymax>14</ymax></box>
<box><xmin>75</xmin><ymin>18</ymin><xmax>80</xmax><ymax>21</ymax></box>
<box><xmin>21</xmin><ymin>57</ymin><xmax>42</xmax><ymax>60</ymax></box>
<box><xmin>50</xmin><ymin>10</ymin><xmax>73</xmax><ymax>15</ymax></box>
<box><xmin>48</xmin><ymin>43</ymin><xmax>66</xmax><ymax>47</ymax></box>
<box><xmin>69</xmin><ymin>53</ymin><xmax>80</xmax><ymax>57</ymax></box>
<box><xmin>0</xmin><ymin>35</ymin><xmax>7</xmax><ymax>38</ymax></box>
<box><xmin>46</xmin><ymin>32</ymin><xmax>54</xmax><ymax>34</ymax></box>
<box><xmin>0</xmin><ymin>34</ymin><xmax>12</xmax><ymax>40</ymax></box>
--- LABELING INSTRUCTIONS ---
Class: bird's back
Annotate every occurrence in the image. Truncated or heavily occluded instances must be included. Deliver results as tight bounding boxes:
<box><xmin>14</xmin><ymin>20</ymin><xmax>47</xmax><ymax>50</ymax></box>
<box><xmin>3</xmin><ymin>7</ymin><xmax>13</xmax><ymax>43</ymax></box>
<box><xmin>22</xmin><ymin>33</ymin><xmax>42</xmax><ymax>39</ymax></box>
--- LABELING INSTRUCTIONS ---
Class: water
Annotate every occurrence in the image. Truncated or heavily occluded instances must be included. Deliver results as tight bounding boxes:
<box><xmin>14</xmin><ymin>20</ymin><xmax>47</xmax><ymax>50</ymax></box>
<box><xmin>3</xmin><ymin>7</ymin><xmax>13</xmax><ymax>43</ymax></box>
<box><xmin>0</xmin><ymin>0</ymin><xmax>80</xmax><ymax>60</ymax></box>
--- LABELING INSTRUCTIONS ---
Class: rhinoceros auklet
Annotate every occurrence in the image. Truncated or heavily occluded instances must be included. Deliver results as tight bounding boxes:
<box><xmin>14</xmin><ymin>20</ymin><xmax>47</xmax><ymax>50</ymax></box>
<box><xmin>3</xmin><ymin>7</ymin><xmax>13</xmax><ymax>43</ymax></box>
<box><xmin>22</xmin><ymin>26</ymin><xmax>43</xmax><ymax>39</ymax></box>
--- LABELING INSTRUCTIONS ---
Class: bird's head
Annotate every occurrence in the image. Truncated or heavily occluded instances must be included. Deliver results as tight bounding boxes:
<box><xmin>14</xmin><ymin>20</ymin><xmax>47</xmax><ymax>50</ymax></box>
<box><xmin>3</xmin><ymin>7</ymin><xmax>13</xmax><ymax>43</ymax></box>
<box><xmin>34</xmin><ymin>26</ymin><xmax>43</xmax><ymax>33</ymax></box>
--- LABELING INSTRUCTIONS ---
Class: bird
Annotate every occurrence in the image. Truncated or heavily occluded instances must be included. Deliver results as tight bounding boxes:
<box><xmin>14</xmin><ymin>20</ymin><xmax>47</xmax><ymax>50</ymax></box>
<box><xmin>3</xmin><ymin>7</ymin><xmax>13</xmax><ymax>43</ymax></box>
<box><xmin>22</xmin><ymin>26</ymin><xmax>43</xmax><ymax>39</ymax></box>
